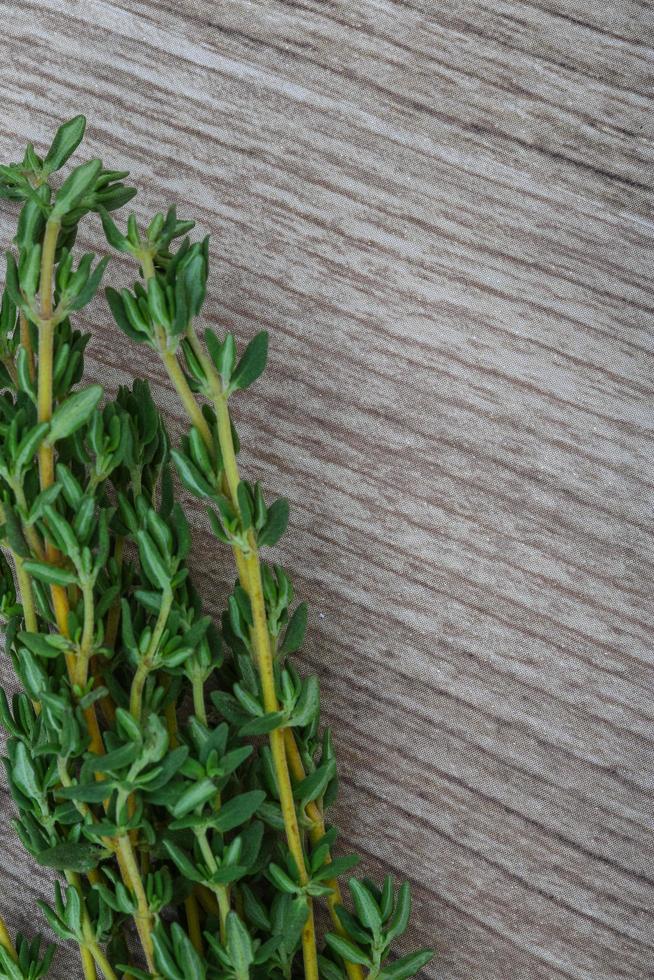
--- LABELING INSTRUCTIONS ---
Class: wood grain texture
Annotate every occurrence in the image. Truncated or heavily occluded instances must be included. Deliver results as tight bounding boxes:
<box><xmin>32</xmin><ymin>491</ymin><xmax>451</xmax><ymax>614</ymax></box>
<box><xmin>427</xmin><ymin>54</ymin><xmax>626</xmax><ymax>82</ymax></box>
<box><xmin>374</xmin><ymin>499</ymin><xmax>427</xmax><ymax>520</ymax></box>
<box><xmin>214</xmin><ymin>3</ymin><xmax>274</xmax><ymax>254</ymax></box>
<box><xmin>0</xmin><ymin>1</ymin><xmax>653</xmax><ymax>977</ymax></box>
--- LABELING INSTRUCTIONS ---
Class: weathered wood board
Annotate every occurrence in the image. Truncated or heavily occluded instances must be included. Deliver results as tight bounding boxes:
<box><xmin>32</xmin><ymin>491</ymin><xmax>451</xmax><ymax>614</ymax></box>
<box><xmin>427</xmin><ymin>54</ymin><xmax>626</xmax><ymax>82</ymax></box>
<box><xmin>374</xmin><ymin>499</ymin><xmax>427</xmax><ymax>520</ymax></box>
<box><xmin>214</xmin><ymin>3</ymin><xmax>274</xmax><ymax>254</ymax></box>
<box><xmin>0</xmin><ymin>2</ymin><xmax>652</xmax><ymax>977</ymax></box>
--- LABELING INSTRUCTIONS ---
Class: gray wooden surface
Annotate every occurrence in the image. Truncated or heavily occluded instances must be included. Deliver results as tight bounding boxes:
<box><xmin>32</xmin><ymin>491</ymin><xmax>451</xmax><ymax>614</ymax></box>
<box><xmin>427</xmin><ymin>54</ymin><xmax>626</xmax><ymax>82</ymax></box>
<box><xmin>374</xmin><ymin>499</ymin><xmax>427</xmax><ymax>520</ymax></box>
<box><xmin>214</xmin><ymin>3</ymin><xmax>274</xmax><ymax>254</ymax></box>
<box><xmin>1</xmin><ymin>1</ymin><xmax>653</xmax><ymax>978</ymax></box>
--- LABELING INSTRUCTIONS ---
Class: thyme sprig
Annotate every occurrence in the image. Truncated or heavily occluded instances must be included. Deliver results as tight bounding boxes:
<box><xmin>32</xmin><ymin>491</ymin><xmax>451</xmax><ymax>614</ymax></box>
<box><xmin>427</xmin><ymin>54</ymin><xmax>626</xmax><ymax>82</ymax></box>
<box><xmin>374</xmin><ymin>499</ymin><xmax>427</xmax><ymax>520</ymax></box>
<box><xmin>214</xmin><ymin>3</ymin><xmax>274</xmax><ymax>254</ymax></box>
<box><xmin>0</xmin><ymin>116</ymin><xmax>434</xmax><ymax>980</ymax></box>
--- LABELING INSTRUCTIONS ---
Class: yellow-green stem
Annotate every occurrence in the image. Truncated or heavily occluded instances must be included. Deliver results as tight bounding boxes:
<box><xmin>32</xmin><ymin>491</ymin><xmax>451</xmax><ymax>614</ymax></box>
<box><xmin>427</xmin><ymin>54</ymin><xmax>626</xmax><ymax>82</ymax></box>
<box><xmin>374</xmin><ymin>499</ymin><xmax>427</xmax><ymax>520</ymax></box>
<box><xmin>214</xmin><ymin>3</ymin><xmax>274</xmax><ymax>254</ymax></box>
<box><xmin>13</xmin><ymin>483</ymin><xmax>45</xmax><ymax>559</ymax></box>
<box><xmin>88</xmin><ymin>941</ymin><xmax>119</xmax><ymax>980</ymax></box>
<box><xmin>77</xmin><ymin>580</ymin><xmax>95</xmax><ymax>688</ymax></box>
<box><xmin>80</xmin><ymin>946</ymin><xmax>97</xmax><ymax>980</ymax></box>
<box><xmin>197</xmin><ymin>379</ymin><xmax>320</xmax><ymax>980</ymax></box>
<box><xmin>34</xmin><ymin>217</ymin><xmax>86</xmax><ymax>691</ymax></box>
<box><xmin>37</xmin><ymin>218</ymin><xmax>60</xmax><ymax>491</ymax></box>
<box><xmin>116</xmin><ymin>836</ymin><xmax>157</xmax><ymax>976</ymax></box>
<box><xmin>141</xmin><ymin>258</ymin><xmax>320</xmax><ymax>980</ymax></box>
<box><xmin>94</xmin><ymin>536</ymin><xmax>124</xmax><ymax>725</ymax></box>
<box><xmin>191</xmin><ymin>672</ymin><xmax>207</xmax><ymax>725</ymax></box>
<box><xmin>129</xmin><ymin>587</ymin><xmax>173</xmax><ymax>721</ymax></box>
<box><xmin>162</xmin><ymin>345</ymin><xmax>213</xmax><ymax>448</ymax></box>
<box><xmin>34</xmin><ymin>226</ymin><xmax>155</xmax><ymax>979</ymax></box>
<box><xmin>284</xmin><ymin>730</ymin><xmax>365</xmax><ymax>980</ymax></box>
<box><xmin>37</xmin><ymin>219</ymin><xmax>154</xmax><ymax>978</ymax></box>
<box><xmin>14</xmin><ymin>555</ymin><xmax>38</xmax><ymax>633</ymax></box>
<box><xmin>185</xmin><ymin>893</ymin><xmax>204</xmax><ymax>956</ymax></box>
<box><xmin>64</xmin><ymin>872</ymin><xmax>97</xmax><ymax>980</ymax></box>
<box><xmin>0</xmin><ymin>914</ymin><xmax>17</xmax><ymax>962</ymax></box>
<box><xmin>197</xmin><ymin>831</ymin><xmax>230</xmax><ymax>942</ymax></box>
<box><xmin>129</xmin><ymin>661</ymin><xmax>149</xmax><ymax>722</ymax></box>
<box><xmin>19</xmin><ymin>311</ymin><xmax>35</xmax><ymax>382</ymax></box>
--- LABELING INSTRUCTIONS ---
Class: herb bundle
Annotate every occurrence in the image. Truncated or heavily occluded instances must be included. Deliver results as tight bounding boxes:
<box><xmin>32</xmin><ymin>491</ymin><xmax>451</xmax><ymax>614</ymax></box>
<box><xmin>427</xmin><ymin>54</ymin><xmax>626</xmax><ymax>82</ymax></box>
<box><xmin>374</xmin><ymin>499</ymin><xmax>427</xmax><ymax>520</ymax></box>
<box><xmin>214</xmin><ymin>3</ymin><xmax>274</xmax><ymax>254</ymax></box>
<box><xmin>0</xmin><ymin>117</ymin><xmax>433</xmax><ymax>980</ymax></box>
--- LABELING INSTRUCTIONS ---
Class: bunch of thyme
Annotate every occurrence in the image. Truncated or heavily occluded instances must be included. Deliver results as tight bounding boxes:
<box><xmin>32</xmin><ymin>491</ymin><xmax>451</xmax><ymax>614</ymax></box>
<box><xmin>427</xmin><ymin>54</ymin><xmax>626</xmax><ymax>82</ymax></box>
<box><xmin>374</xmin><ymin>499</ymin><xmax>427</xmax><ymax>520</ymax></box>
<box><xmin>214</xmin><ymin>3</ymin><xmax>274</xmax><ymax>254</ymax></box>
<box><xmin>0</xmin><ymin>116</ymin><xmax>433</xmax><ymax>980</ymax></box>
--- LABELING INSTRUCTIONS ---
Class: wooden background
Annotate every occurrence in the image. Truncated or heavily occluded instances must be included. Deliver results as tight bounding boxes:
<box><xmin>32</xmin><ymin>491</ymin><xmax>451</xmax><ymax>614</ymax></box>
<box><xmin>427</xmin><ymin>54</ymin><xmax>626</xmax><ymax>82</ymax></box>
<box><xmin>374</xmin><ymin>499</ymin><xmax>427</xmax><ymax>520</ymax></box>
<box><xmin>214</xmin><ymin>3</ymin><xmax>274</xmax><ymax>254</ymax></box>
<box><xmin>1</xmin><ymin>1</ymin><xmax>653</xmax><ymax>977</ymax></box>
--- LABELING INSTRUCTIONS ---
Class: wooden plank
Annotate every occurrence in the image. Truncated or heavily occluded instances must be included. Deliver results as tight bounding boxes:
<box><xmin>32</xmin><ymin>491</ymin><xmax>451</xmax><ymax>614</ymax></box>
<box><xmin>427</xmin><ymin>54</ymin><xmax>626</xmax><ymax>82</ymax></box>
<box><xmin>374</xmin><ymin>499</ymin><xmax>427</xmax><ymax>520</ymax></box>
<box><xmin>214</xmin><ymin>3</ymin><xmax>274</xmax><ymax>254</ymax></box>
<box><xmin>0</xmin><ymin>1</ymin><xmax>652</xmax><ymax>976</ymax></box>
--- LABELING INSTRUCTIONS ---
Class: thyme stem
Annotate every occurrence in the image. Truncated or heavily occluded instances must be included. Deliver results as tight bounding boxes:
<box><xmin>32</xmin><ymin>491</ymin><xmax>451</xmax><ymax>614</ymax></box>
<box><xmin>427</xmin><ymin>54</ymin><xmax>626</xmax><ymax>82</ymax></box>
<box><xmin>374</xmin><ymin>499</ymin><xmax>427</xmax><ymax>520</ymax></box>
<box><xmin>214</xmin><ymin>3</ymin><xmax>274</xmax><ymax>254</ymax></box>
<box><xmin>129</xmin><ymin>586</ymin><xmax>173</xmax><ymax>721</ymax></box>
<box><xmin>148</xmin><ymin>304</ymin><xmax>321</xmax><ymax>980</ymax></box>
<box><xmin>33</xmin><ymin>208</ymin><xmax>158</xmax><ymax>977</ymax></box>
<box><xmin>13</xmin><ymin>554</ymin><xmax>38</xmax><ymax>633</ymax></box>
<box><xmin>196</xmin><ymin>830</ymin><xmax>231</xmax><ymax>943</ymax></box>
<box><xmin>0</xmin><ymin>915</ymin><xmax>17</xmax><ymax>963</ymax></box>
<box><xmin>116</xmin><ymin>836</ymin><xmax>157</xmax><ymax>976</ymax></box>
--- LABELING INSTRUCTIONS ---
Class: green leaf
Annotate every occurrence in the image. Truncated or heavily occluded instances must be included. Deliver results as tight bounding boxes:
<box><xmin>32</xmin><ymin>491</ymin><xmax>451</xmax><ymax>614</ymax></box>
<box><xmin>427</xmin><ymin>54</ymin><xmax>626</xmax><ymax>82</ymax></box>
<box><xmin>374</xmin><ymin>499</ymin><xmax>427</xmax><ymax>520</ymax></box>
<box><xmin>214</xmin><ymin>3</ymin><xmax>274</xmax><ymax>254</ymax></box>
<box><xmin>240</xmin><ymin>883</ymin><xmax>271</xmax><ymax>931</ymax></box>
<box><xmin>98</xmin><ymin>206</ymin><xmax>130</xmax><ymax>253</ymax></box>
<box><xmin>18</xmin><ymin>631</ymin><xmax>69</xmax><ymax>659</ymax></box>
<box><xmin>147</xmin><ymin>276</ymin><xmax>171</xmax><ymax>330</ymax></box>
<box><xmin>380</xmin><ymin>875</ymin><xmax>395</xmax><ymax>921</ymax></box>
<box><xmin>3</xmin><ymin>503</ymin><xmax>29</xmax><ymax>557</ymax></box>
<box><xmin>205</xmin><ymin>329</ymin><xmax>236</xmax><ymax>385</ymax></box>
<box><xmin>237</xmin><ymin>481</ymin><xmax>253</xmax><ymax>530</ymax></box>
<box><xmin>182</xmin><ymin>251</ymin><xmax>206</xmax><ymax>319</ymax></box>
<box><xmin>106</xmin><ymin>286</ymin><xmax>147</xmax><ymax>343</ymax></box>
<box><xmin>289</xmin><ymin>674</ymin><xmax>319</xmax><ymax>728</ymax></box>
<box><xmin>85</xmin><ymin>741</ymin><xmax>140</xmax><ymax>774</ymax></box>
<box><xmin>0</xmin><ymin>945</ymin><xmax>25</xmax><ymax>980</ymax></box>
<box><xmin>44</xmin><ymin>505</ymin><xmax>79</xmax><ymax>558</ymax></box>
<box><xmin>257</xmin><ymin>801</ymin><xmax>284</xmax><ymax>831</ymax></box>
<box><xmin>377</xmin><ymin>950</ymin><xmax>435</xmax><ymax>980</ymax></box>
<box><xmin>15</xmin><ymin>346</ymin><xmax>35</xmax><ymax>399</ymax></box>
<box><xmin>207</xmin><ymin>864</ymin><xmax>248</xmax><ymax>885</ymax></box>
<box><xmin>267</xmin><ymin>862</ymin><xmax>299</xmax><ymax>895</ymax></box>
<box><xmin>14</xmin><ymin>422</ymin><xmax>49</xmax><ymax>473</ymax></box>
<box><xmin>122</xmin><ymin>289</ymin><xmax>152</xmax><ymax>336</ymax></box>
<box><xmin>171</xmin><ymin>449</ymin><xmax>215</xmax><ymax>499</ymax></box>
<box><xmin>27</xmin><ymin>483</ymin><xmax>61</xmax><ymax>524</ymax></box>
<box><xmin>226</xmin><ymin>911</ymin><xmax>254</xmax><ymax>975</ymax></box>
<box><xmin>258</xmin><ymin>497</ymin><xmax>289</xmax><ymax>548</ymax></box>
<box><xmin>58</xmin><ymin>782</ymin><xmax>113</xmax><ymax>803</ymax></box>
<box><xmin>43</xmin><ymin>115</ymin><xmax>86</xmax><ymax>172</ymax></box>
<box><xmin>136</xmin><ymin>530</ymin><xmax>170</xmax><ymax>591</ymax></box>
<box><xmin>114</xmin><ymin>967</ymin><xmax>149</xmax><ymax>980</ymax></box>
<box><xmin>210</xmin><ymin>691</ymin><xmax>248</xmax><ymax>726</ymax></box>
<box><xmin>55</xmin><ymin>463</ymin><xmax>83</xmax><ymax>508</ymax></box>
<box><xmin>349</xmin><ymin>878</ymin><xmax>382</xmax><ymax>937</ymax></box>
<box><xmin>4</xmin><ymin>252</ymin><xmax>22</xmax><ymax>307</ymax></box>
<box><xmin>115</xmin><ymin>705</ymin><xmax>141</xmax><ymax>743</ymax></box>
<box><xmin>68</xmin><ymin>255</ymin><xmax>109</xmax><ymax>310</ymax></box>
<box><xmin>51</xmin><ymin>159</ymin><xmax>102</xmax><ymax>219</ymax></box>
<box><xmin>318</xmin><ymin>955</ymin><xmax>347</xmax><ymax>980</ymax></box>
<box><xmin>151</xmin><ymin>928</ymin><xmax>184</xmax><ymax>980</ymax></box>
<box><xmin>96</xmin><ymin>182</ymin><xmax>136</xmax><ymax>213</ymax></box>
<box><xmin>324</xmin><ymin>934</ymin><xmax>372</xmax><ymax>968</ymax></box>
<box><xmin>162</xmin><ymin>839</ymin><xmax>204</xmax><ymax>883</ymax></box>
<box><xmin>228</xmin><ymin>330</ymin><xmax>268</xmax><ymax>394</ymax></box>
<box><xmin>334</xmin><ymin>905</ymin><xmax>371</xmax><ymax>945</ymax></box>
<box><xmin>232</xmin><ymin>682</ymin><xmax>262</xmax><ymax>717</ymax></box>
<box><xmin>237</xmin><ymin>711</ymin><xmax>286</xmax><ymax>737</ymax></box>
<box><xmin>45</xmin><ymin>384</ymin><xmax>103</xmax><ymax>445</ymax></box>
<box><xmin>213</xmin><ymin>790</ymin><xmax>265</xmax><ymax>833</ymax></box>
<box><xmin>276</xmin><ymin>895</ymin><xmax>309</xmax><ymax>955</ymax></box>
<box><xmin>20</xmin><ymin>243</ymin><xmax>41</xmax><ymax>297</ymax></box>
<box><xmin>142</xmin><ymin>746</ymin><xmax>189</xmax><ymax>792</ymax></box>
<box><xmin>386</xmin><ymin>882</ymin><xmax>412</xmax><ymax>944</ymax></box>
<box><xmin>36</xmin><ymin>841</ymin><xmax>102</xmax><ymax>874</ymax></box>
<box><xmin>312</xmin><ymin>854</ymin><xmax>360</xmax><ymax>882</ymax></box>
<box><xmin>12</xmin><ymin>741</ymin><xmax>41</xmax><ymax>799</ymax></box>
<box><xmin>171</xmin><ymin>778</ymin><xmax>217</xmax><ymax>819</ymax></box>
<box><xmin>22</xmin><ymin>560</ymin><xmax>77</xmax><ymax>587</ymax></box>
<box><xmin>172</xmin><ymin>922</ymin><xmax>206</xmax><ymax>980</ymax></box>
<box><xmin>293</xmin><ymin>758</ymin><xmax>336</xmax><ymax>806</ymax></box>
<box><xmin>38</xmin><ymin>901</ymin><xmax>74</xmax><ymax>943</ymax></box>
<box><xmin>279</xmin><ymin>602</ymin><xmax>308</xmax><ymax>656</ymax></box>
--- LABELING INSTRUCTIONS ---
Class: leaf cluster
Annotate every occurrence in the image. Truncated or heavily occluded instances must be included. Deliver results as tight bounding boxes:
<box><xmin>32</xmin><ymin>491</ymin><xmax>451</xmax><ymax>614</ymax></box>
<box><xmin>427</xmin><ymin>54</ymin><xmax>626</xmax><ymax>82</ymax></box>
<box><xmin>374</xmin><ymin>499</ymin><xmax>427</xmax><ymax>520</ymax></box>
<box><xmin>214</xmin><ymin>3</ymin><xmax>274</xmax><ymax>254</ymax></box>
<box><xmin>0</xmin><ymin>117</ymin><xmax>434</xmax><ymax>980</ymax></box>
